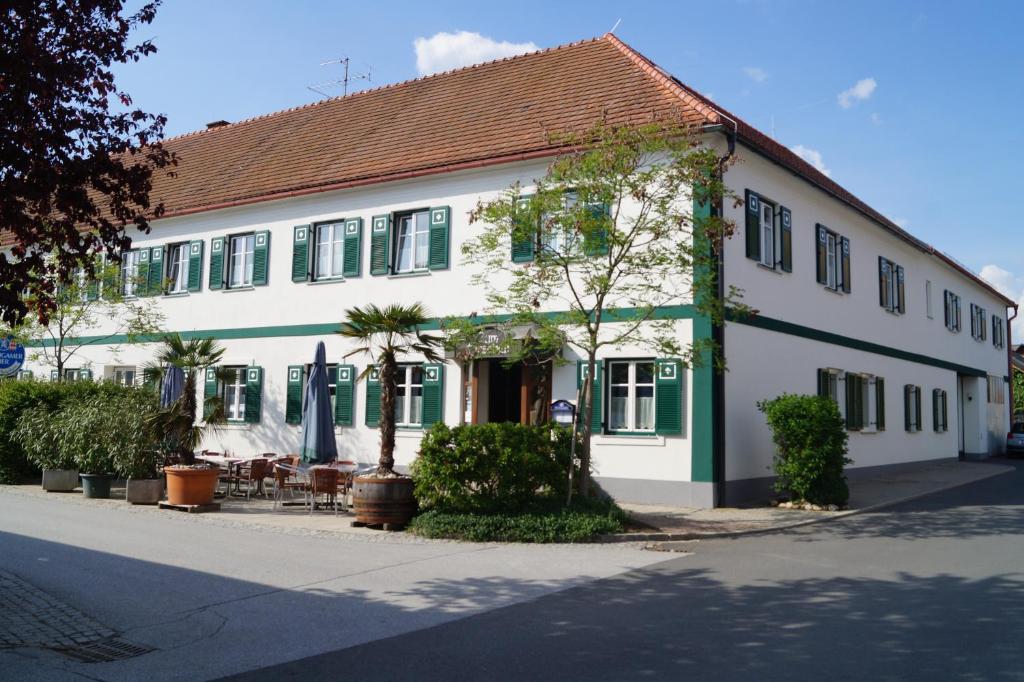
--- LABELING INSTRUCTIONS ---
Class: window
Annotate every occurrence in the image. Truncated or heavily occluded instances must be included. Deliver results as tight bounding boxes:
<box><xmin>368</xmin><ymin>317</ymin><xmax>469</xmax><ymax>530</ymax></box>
<box><xmin>821</xmin><ymin>369</ymin><xmax>884</xmax><ymax>432</ymax></box>
<box><xmin>826</xmin><ymin>233</ymin><xmax>837</xmax><ymax>289</ymax></box>
<box><xmin>905</xmin><ymin>384</ymin><xmax>922</xmax><ymax>432</ymax></box>
<box><xmin>943</xmin><ymin>290</ymin><xmax>961</xmax><ymax>332</ymax></box>
<box><xmin>988</xmin><ymin>375</ymin><xmax>1005</xmax><ymax>405</ymax></box>
<box><xmin>63</xmin><ymin>368</ymin><xmax>80</xmax><ymax>382</ymax></box>
<box><xmin>228</xmin><ymin>234</ymin><xmax>255</xmax><ymax>288</ymax></box>
<box><xmin>933</xmin><ymin>389</ymin><xmax>949</xmax><ymax>432</ymax></box>
<box><xmin>303</xmin><ymin>363</ymin><xmax>338</xmax><ymax>412</ymax></box>
<box><xmin>122</xmin><ymin>250</ymin><xmax>143</xmax><ymax>297</ymax></box>
<box><xmin>608</xmin><ymin>360</ymin><xmax>656</xmax><ymax>433</ymax></box>
<box><xmin>315</xmin><ymin>222</ymin><xmax>345</xmax><ymax>280</ymax></box>
<box><xmin>112</xmin><ymin>367</ymin><xmax>136</xmax><ymax>387</ymax></box>
<box><xmin>878</xmin><ymin>257</ymin><xmax>905</xmax><ymax>314</ymax></box>
<box><xmin>817</xmin><ymin>368</ymin><xmax>841</xmax><ymax>403</ymax></box>
<box><xmin>925</xmin><ymin>280</ymin><xmax>933</xmax><ymax>319</ymax></box>
<box><xmin>993</xmin><ymin>315</ymin><xmax>1006</xmax><ymax>349</ymax></box>
<box><xmin>395</xmin><ymin>365</ymin><xmax>424</xmax><ymax>426</ymax></box>
<box><xmin>970</xmin><ymin>303</ymin><xmax>987</xmax><ymax>341</ymax></box>
<box><xmin>745</xmin><ymin>190</ymin><xmax>791</xmax><ymax>272</ymax></box>
<box><xmin>166</xmin><ymin>243</ymin><xmax>190</xmax><ymax>294</ymax></box>
<box><xmin>394</xmin><ymin>211</ymin><xmax>431</xmax><ymax>274</ymax></box>
<box><xmin>759</xmin><ymin>199</ymin><xmax>775</xmax><ymax>268</ymax></box>
<box><xmin>816</xmin><ymin>225</ymin><xmax>849</xmax><ymax>293</ymax></box>
<box><xmin>222</xmin><ymin>367</ymin><xmax>248</xmax><ymax>421</ymax></box>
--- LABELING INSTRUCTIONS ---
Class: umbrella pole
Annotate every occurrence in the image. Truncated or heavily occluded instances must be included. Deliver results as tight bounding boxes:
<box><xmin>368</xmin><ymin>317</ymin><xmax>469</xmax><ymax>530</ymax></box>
<box><xmin>566</xmin><ymin>386</ymin><xmax>580</xmax><ymax>507</ymax></box>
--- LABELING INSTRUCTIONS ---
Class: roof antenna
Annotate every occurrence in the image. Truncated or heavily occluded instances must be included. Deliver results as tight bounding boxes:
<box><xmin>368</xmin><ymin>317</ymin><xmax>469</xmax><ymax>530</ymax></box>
<box><xmin>307</xmin><ymin>57</ymin><xmax>372</xmax><ymax>99</ymax></box>
<box><xmin>609</xmin><ymin>18</ymin><xmax>622</xmax><ymax>34</ymax></box>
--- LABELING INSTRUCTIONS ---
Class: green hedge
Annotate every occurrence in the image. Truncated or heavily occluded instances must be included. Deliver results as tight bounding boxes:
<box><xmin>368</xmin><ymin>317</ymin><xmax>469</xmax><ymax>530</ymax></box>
<box><xmin>411</xmin><ymin>422</ymin><xmax>574</xmax><ymax>513</ymax></box>
<box><xmin>0</xmin><ymin>379</ymin><xmax>123</xmax><ymax>483</ymax></box>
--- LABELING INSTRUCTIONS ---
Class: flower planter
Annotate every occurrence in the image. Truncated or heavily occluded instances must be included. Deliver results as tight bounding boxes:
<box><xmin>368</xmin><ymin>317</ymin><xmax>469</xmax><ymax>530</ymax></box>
<box><xmin>164</xmin><ymin>466</ymin><xmax>219</xmax><ymax>506</ymax></box>
<box><xmin>351</xmin><ymin>475</ymin><xmax>416</xmax><ymax>528</ymax></box>
<box><xmin>41</xmin><ymin>469</ymin><xmax>80</xmax><ymax>492</ymax></box>
<box><xmin>80</xmin><ymin>473</ymin><xmax>113</xmax><ymax>499</ymax></box>
<box><xmin>126</xmin><ymin>477</ymin><xmax>164</xmax><ymax>505</ymax></box>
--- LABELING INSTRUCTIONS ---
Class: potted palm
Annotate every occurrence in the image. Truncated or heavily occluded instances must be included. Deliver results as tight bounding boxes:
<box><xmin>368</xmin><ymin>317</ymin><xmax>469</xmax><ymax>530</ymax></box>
<box><xmin>152</xmin><ymin>334</ymin><xmax>227</xmax><ymax>506</ymax></box>
<box><xmin>340</xmin><ymin>303</ymin><xmax>444</xmax><ymax>529</ymax></box>
<box><xmin>14</xmin><ymin>405</ymin><xmax>78</xmax><ymax>492</ymax></box>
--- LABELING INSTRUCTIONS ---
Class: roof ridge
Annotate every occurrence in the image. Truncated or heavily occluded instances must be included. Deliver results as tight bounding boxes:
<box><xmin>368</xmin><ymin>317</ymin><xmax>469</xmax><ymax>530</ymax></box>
<box><xmin>161</xmin><ymin>35</ymin><xmax>606</xmax><ymax>144</ymax></box>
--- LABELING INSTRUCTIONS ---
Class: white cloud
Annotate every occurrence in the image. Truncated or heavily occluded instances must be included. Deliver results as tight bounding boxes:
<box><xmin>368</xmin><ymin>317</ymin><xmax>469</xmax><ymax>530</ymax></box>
<box><xmin>838</xmin><ymin>77</ymin><xmax>877</xmax><ymax>108</ymax></box>
<box><xmin>980</xmin><ymin>264</ymin><xmax>1024</xmax><ymax>306</ymax></box>
<box><xmin>790</xmin><ymin>144</ymin><xmax>831</xmax><ymax>177</ymax></box>
<box><xmin>413</xmin><ymin>31</ymin><xmax>538</xmax><ymax>76</ymax></box>
<box><xmin>742</xmin><ymin>66</ymin><xmax>768</xmax><ymax>83</ymax></box>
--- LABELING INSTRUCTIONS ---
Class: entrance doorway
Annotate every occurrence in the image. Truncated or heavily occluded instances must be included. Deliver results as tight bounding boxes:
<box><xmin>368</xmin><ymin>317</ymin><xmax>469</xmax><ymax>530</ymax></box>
<box><xmin>465</xmin><ymin>359</ymin><xmax>552</xmax><ymax>425</ymax></box>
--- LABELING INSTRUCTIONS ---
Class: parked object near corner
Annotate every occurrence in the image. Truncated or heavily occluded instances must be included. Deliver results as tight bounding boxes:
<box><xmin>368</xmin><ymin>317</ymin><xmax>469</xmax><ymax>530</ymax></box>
<box><xmin>126</xmin><ymin>477</ymin><xmax>164</xmax><ymax>504</ymax></box>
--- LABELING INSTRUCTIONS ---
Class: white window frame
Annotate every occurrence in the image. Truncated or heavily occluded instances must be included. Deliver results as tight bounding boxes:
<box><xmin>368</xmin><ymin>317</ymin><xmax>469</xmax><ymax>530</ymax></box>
<box><xmin>907</xmin><ymin>385</ymin><xmax>920</xmax><ymax>432</ymax></box>
<box><xmin>395</xmin><ymin>365</ymin><xmax>424</xmax><ymax>426</ymax></box>
<box><xmin>925</xmin><ymin>280</ymin><xmax>933</xmax><ymax>319</ymax></box>
<box><xmin>826</xmin><ymin>232</ymin><xmax>838</xmax><ymax>290</ymax></box>
<box><xmin>121</xmin><ymin>250</ymin><xmax>140</xmax><ymax>297</ymax></box>
<box><xmin>393</xmin><ymin>210</ymin><xmax>431</xmax><ymax>274</ymax></box>
<box><xmin>166</xmin><ymin>242</ymin><xmax>190</xmax><ymax>294</ymax></box>
<box><xmin>945</xmin><ymin>291</ymin><xmax>962</xmax><ymax>332</ymax></box>
<box><xmin>880</xmin><ymin>259</ymin><xmax>894</xmax><ymax>311</ymax></box>
<box><xmin>222</xmin><ymin>366</ymin><xmax>247</xmax><ymax>422</ymax></box>
<box><xmin>759</xmin><ymin>199</ymin><xmax>776</xmax><ymax>269</ymax></box>
<box><xmin>972</xmin><ymin>304</ymin><xmax>987</xmax><ymax>342</ymax></box>
<box><xmin>540</xmin><ymin>190</ymin><xmax>576</xmax><ymax>255</ymax></box>
<box><xmin>315</xmin><ymin>222</ymin><xmax>345</xmax><ymax>281</ymax></box>
<box><xmin>228</xmin><ymin>234</ymin><xmax>255</xmax><ymax>289</ymax></box>
<box><xmin>862</xmin><ymin>374</ymin><xmax>877</xmax><ymax>433</ymax></box>
<box><xmin>607</xmin><ymin>360</ymin><xmax>656</xmax><ymax>434</ymax></box>
<box><xmin>112</xmin><ymin>366</ymin><xmax>136</xmax><ymax>387</ymax></box>
<box><xmin>62</xmin><ymin>368</ymin><xmax>80</xmax><ymax>382</ymax></box>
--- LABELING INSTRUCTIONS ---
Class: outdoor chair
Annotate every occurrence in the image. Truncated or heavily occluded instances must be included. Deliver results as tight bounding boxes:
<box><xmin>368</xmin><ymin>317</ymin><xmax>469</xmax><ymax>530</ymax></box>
<box><xmin>225</xmin><ymin>458</ymin><xmax>269</xmax><ymax>500</ymax></box>
<box><xmin>273</xmin><ymin>463</ymin><xmax>309</xmax><ymax>510</ymax></box>
<box><xmin>309</xmin><ymin>467</ymin><xmax>340</xmax><ymax>516</ymax></box>
<box><xmin>328</xmin><ymin>460</ymin><xmax>356</xmax><ymax>509</ymax></box>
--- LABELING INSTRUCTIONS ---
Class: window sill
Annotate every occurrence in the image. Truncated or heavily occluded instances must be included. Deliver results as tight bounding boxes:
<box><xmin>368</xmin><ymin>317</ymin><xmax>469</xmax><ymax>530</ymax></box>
<box><xmin>214</xmin><ymin>422</ymin><xmax>251</xmax><ymax>430</ymax></box>
<box><xmin>308</xmin><ymin>277</ymin><xmax>345</xmax><ymax>286</ymax></box>
<box><xmin>395</xmin><ymin>427</ymin><xmax>423</xmax><ymax>436</ymax></box>
<box><xmin>387</xmin><ymin>270</ymin><xmax>431</xmax><ymax>279</ymax></box>
<box><xmin>163</xmin><ymin>291</ymin><xmax>190</xmax><ymax>298</ymax></box>
<box><xmin>223</xmin><ymin>286</ymin><xmax>255</xmax><ymax>293</ymax></box>
<box><xmin>593</xmin><ymin>434</ymin><xmax>666</xmax><ymax>446</ymax></box>
<box><xmin>756</xmin><ymin>262</ymin><xmax>784</xmax><ymax>275</ymax></box>
<box><xmin>822</xmin><ymin>285</ymin><xmax>845</xmax><ymax>296</ymax></box>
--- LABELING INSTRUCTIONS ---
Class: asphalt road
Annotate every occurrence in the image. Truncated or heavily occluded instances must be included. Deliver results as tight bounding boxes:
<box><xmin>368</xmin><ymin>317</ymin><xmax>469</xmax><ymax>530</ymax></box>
<box><xmin>225</xmin><ymin>460</ymin><xmax>1024</xmax><ymax>682</ymax></box>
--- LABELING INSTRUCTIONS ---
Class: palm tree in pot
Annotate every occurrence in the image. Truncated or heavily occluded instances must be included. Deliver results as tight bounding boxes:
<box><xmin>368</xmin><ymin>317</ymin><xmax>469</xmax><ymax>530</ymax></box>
<box><xmin>340</xmin><ymin>303</ymin><xmax>444</xmax><ymax>527</ymax></box>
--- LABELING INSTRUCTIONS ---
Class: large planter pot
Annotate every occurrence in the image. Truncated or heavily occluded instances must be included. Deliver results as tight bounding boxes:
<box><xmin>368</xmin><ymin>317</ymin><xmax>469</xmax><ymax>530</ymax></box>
<box><xmin>351</xmin><ymin>475</ymin><xmax>416</xmax><ymax>528</ymax></box>
<box><xmin>80</xmin><ymin>473</ymin><xmax>113</xmax><ymax>499</ymax></box>
<box><xmin>164</xmin><ymin>466</ymin><xmax>218</xmax><ymax>506</ymax></box>
<box><xmin>41</xmin><ymin>469</ymin><xmax>79</xmax><ymax>492</ymax></box>
<box><xmin>126</xmin><ymin>477</ymin><xmax>164</xmax><ymax>505</ymax></box>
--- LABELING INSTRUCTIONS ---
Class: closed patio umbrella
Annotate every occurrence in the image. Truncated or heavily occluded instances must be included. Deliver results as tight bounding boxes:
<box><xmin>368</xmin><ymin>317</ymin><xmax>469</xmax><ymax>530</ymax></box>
<box><xmin>300</xmin><ymin>341</ymin><xmax>338</xmax><ymax>463</ymax></box>
<box><xmin>160</xmin><ymin>365</ymin><xmax>186</xmax><ymax>408</ymax></box>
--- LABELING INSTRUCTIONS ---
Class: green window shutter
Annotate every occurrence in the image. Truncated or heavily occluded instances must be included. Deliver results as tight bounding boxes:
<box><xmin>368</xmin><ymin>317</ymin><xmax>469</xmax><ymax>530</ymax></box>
<box><xmin>840</xmin><ymin>237</ymin><xmax>851</xmax><ymax>293</ymax></box>
<box><xmin>583</xmin><ymin>203</ymin><xmax>609</xmax><ymax>257</ymax></box>
<box><xmin>370</xmin><ymin>215</ymin><xmax>391</xmax><ymax>276</ymax></box>
<box><xmin>252</xmin><ymin>230</ymin><xmax>270</xmax><ymax>286</ymax></box>
<box><xmin>654</xmin><ymin>358</ymin><xmax>683</xmax><ymax>435</ymax></box>
<box><xmin>49</xmin><ymin>369</ymin><xmax>58</xmax><ymax>382</ymax></box>
<box><xmin>203</xmin><ymin>367</ymin><xmax>218</xmax><ymax>419</ymax></box>
<box><xmin>932</xmin><ymin>389</ymin><xmax>940</xmax><ymax>432</ymax></box>
<box><xmin>745</xmin><ymin>190</ymin><xmax>761</xmax><ymax>261</ymax></box>
<box><xmin>815</xmin><ymin>224</ymin><xmax>828</xmax><ymax>284</ymax></box>
<box><xmin>875</xmin><ymin>377</ymin><xmax>885</xmax><ymax>431</ymax></box>
<box><xmin>148</xmin><ymin>245</ymin><xmax>164</xmax><ymax>295</ymax></box>
<box><xmin>511</xmin><ymin>196</ymin><xmax>535</xmax><ymax>263</ymax></box>
<box><xmin>187</xmin><ymin>240</ymin><xmax>204</xmax><ymax>292</ymax></box>
<box><xmin>915</xmin><ymin>387</ymin><xmax>922</xmax><ymax>430</ymax></box>
<box><xmin>365</xmin><ymin>367</ymin><xmax>381</xmax><ymax>426</ymax></box>
<box><xmin>904</xmin><ymin>384</ymin><xmax>912</xmax><ymax>431</ymax></box>
<box><xmin>137</xmin><ymin>248</ymin><xmax>151</xmax><ymax>296</ymax></box>
<box><xmin>970</xmin><ymin>304</ymin><xmax>976</xmax><ymax>338</ymax></box>
<box><xmin>244</xmin><ymin>366</ymin><xmax>263</xmax><ymax>423</ymax></box>
<box><xmin>941</xmin><ymin>391</ymin><xmax>948</xmax><ymax>432</ymax></box>
<box><xmin>421</xmin><ymin>363</ymin><xmax>445</xmax><ymax>427</ymax></box>
<box><xmin>779</xmin><ymin>206</ymin><xmax>792</xmax><ymax>272</ymax></box>
<box><xmin>334</xmin><ymin>364</ymin><xmax>355</xmax><ymax>426</ymax></box>
<box><xmin>291</xmin><ymin>225</ymin><xmax>312</xmax><ymax>282</ymax></box>
<box><xmin>817</xmin><ymin>369</ymin><xmax>830</xmax><ymax>398</ymax></box>
<box><xmin>428</xmin><ymin>206</ymin><xmax>450</xmax><ymax>270</ymax></box>
<box><xmin>285</xmin><ymin>365</ymin><xmax>303</xmax><ymax>425</ymax></box>
<box><xmin>342</xmin><ymin>218</ymin><xmax>362</xmax><ymax>277</ymax></box>
<box><xmin>209</xmin><ymin>237</ymin><xmax>226</xmax><ymax>290</ymax></box>
<box><xmin>896</xmin><ymin>266</ymin><xmax>905</xmax><ymax>314</ymax></box>
<box><xmin>845</xmin><ymin>375</ymin><xmax>858</xmax><ymax>430</ymax></box>
<box><xmin>576</xmin><ymin>360</ymin><xmax>604</xmax><ymax>433</ymax></box>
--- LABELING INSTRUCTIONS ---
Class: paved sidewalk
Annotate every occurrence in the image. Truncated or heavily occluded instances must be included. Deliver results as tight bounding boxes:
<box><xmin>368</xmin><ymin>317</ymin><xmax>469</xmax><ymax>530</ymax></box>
<box><xmin>616</xmin><ymin>458</ymin><xmax>1014</xmax><ymax>542</ymax></box>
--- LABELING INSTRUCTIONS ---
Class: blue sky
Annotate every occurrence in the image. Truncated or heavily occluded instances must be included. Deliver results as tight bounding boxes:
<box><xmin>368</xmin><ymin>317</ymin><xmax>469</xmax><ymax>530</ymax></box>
<box><xmin>116</xmin><ymin>0</ymin><xmax>1024</xmax><ymax>308</ymax></box>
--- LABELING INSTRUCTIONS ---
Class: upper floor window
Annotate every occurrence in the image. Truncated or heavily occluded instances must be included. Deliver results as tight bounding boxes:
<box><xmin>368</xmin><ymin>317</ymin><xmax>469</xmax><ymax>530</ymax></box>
<box><xmin>993</xmin><ymin>315</ymin><xmax>1006</xmax><ymax>349</ymax></box>
<box><xmin>166</xmin><ymin>243</ymin><xmax>190</xmax><ymax>294</ymax></box>
<box><xmin>944</xmin><ymin>290</ymin><xmax>962</xmax><ymax>332</ymax></box>
<box><xmin>121</xmin><ymin>250</ymin><xmax>141</xmax><ymax>297</ymax></box>
<box><xmin>393</xmin><ymin>211</ymin><xmax>431</xmax><ymax>274</ymax></box>
<box><xmin>878</xmin><ymin>257</ymin><xmax>905</xmax><ymax>314</ymax></box>
<box><xmin>395</xmin><ymin>365</ymin><xmax>424</xmax><ymax>426</ymax></box>
<box><xmin>222</xmin><ymin>366</ymin><xmax>248</xmax><ymax>421</ymax></box>
<box><xmin>608</xmin><ymin>360</ymin><xmax>656</xmax><ymax>433</ymax></box>
<box><xmin>370</xmin><ymin>207</ymin><xmax>449</xmax><ymax>276</ymax></box>
<box><xmin>816</xmin><ymin>224</ymin><xmax>849</xmax><ymax>293</ymax></box>
<box><xmin>315</xmin><ymin>222</ymin><xmax>345</xmax><ymax>280</ymax></box>
<box><xmin>229</xmin><ymin>234</ymin><xmax>255</xmax><ymax>288</ymax></box>
<box><xmin>744</xmin><ymin>190</ymin><xmax>792</xmax><ymax>272</ymax></box>
<box><xmin>969</xmin><ymin>303</ymin><xmax>987</xmax><ymax>342</ymax></box>
<box><xmin>925</xmin><ymin>280</ymin><xmax>934</xmax><ymax>319</ymax></box>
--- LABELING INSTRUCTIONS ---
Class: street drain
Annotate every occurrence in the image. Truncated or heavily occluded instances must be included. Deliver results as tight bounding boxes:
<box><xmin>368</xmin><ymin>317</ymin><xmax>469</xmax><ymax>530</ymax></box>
<box><xmin>56</xmin><ymin>637</ymin><xmax>155</xmax><ymax>663</ymax></box>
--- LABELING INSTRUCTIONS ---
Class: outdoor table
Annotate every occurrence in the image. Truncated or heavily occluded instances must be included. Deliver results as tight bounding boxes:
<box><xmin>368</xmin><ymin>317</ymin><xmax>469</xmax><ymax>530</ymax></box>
<box><xmin>195</xmin><ymin>454</ymin><xmax>244</xmax><ymax>497</ymax></box>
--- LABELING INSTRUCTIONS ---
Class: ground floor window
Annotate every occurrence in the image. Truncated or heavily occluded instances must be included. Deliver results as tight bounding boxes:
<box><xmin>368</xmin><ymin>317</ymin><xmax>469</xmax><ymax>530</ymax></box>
<box><xmin>905</xmin><ymin>384</ymin><xmax>922</xmax><ymax>432</ymax></box>
<box><xmin>62</xmin><ymin>368</ymin><xmax>80</xmax><ymax>382</ymax></box>
<box><xmin>222</xmin><ymin>367</ymin><xmax>247</xmax><ymax>421</ymax></box>
<box><xmin>304</xmin><ymin>363</ymin><xmax>338</xmax><ymax>412</ymax></box>
<box><xmin>395</xmin><ymin>365</ymin><xmax>424</xmax><ymax>426</ymax></box>
<box><xmin>112</xmin><ymin>366</ymin><xmax>136</xmax><ymax>387</ymax></box>
<box><xmin>933</xmin><ymin>389</ymin><xmax>949</xmax><ymax>432</ymax></box>
<box><xmin>987</xmin><ymin>375</ymin><xmax>1005</xmax><ymax>405</ymax></box>
<box><xmin>608</xmin><ymin>360</ymin><xmax>655</xmax><ymax>433</ymax></box>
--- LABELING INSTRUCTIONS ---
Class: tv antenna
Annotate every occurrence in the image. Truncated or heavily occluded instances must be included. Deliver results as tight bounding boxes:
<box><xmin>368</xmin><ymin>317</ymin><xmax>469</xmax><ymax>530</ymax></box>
<box><xmin>307</xmin><ymin>57</ymin><xmax>372</xmax><ymax>99</ymax></box>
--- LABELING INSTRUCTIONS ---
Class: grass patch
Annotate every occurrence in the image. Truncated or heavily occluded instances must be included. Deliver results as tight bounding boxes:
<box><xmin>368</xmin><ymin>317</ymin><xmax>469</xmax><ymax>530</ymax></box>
<box><xmin>408</xmin><ymin>497</ymin><xmax>627</xmax><ymax>543</ymax></box>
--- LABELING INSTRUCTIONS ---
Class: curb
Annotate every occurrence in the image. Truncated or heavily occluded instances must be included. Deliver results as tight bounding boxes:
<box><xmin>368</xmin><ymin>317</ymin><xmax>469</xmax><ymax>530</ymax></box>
<box><xmin>598</xmin><ymin>465</ymin><xmax>1014</xmax><ymax>546</ymax></box>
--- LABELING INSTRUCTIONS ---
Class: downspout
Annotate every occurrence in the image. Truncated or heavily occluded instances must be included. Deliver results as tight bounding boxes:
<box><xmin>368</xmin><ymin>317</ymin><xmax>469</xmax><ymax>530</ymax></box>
<box><xmin>1008</xmin><ymin>304</ymin><xmax>1019</xmax><ymax>430</ymax></box>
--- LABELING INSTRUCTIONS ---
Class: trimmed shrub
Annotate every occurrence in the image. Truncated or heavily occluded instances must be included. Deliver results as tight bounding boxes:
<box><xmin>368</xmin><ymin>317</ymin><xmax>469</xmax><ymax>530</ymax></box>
<box><xmin>758</xmin><ymin>394</ymin><xmax>852</xmax><ymax>505</ymax></box>
<box><xmin>412</xmin><ymin>422</ymin><xmax>574</xmax><ymax>513</ymax></box>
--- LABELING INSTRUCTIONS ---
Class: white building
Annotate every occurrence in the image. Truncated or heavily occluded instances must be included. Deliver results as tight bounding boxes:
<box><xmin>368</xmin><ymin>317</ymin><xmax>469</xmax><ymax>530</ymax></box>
<box><xmin>24</xmin><ymin>34</ymin><xmax>1015</xmax><ymax>508</ymax></box>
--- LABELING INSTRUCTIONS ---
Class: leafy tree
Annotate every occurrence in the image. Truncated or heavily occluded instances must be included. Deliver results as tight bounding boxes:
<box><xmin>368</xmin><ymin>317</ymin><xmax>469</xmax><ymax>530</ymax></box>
<box><xmin>0</xmin><ymin>1</ymin><xmax>174</xmax><ymax>326</ymax></box>
<box><xmin>339</xmin><ymin>303</ymin><xmax>444</xmax><ymax>476</ymax></box>
<box><xmin>456</xmin><ymin>120</ymin><xmax>743</xmax><ymax>495</ymax></box>
<box><xmin>1013</xmin><ymin>367</ymin><xmax>1024</xmax><ymax>421</ymax></box>
<box><xmin>14</xmin><ymin>261</ymin><xmax>164</xmax><ymax>378</ymax></box>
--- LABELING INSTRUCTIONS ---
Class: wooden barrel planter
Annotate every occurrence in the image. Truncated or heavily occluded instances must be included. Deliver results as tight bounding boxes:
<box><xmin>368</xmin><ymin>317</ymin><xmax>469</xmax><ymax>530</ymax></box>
<box><xmin>164</xmin><ymin>466</ymin><xmax>219</xmax><ymax>507</ymax></box>
<box><xmin>351</xmin><ymin>476</ymin><xmax>416</xmax><ymax>529</ymax></box>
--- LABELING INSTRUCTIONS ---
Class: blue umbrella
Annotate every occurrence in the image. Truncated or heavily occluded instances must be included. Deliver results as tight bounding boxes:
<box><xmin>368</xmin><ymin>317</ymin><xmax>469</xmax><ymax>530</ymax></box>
<box><xmin>160</xmin><ymin>365</ymin><xmax>186</xmax><ymax>408</ymax></box>
<box><xmin>300</xmin><ymin>341</ymin><xmax>338</xmax><ymax>463</ymax></box>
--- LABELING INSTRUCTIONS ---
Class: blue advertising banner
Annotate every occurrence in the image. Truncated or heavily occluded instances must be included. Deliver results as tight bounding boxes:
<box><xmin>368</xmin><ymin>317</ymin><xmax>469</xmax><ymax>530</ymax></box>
<box><xmin>0</xmin><ymin>337</ymin><xmax>25</xmax><ymax>377</ymax></box>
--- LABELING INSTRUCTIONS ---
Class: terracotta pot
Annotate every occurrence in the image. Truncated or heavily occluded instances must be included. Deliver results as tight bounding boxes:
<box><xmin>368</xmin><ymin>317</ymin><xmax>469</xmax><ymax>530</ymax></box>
<box><xmin>41</xmin><ymin>469</ymin><xmax>79</xmax><ymax>492</ymax></box>
<box><xmin>126</xmin><ymin>477</ymin><xmax>164</xmax><ymax>505</ymax></box>
<box><xmin>164</xmin><ymin>466</ymin><xmax>219</xmax><ymax>506</ymax></box>
<box><xmin>351</xmin><ymin>476</ymin><xmax>416</xmax><ymax>527</ymax></box>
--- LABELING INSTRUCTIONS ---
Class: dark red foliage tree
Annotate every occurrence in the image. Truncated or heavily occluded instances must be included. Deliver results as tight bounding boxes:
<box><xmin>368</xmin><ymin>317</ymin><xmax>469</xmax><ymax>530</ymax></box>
<box><xmin>0</xmin><ymin>0</ymin><xmax>174</xmax><ymax>326</ymax></box>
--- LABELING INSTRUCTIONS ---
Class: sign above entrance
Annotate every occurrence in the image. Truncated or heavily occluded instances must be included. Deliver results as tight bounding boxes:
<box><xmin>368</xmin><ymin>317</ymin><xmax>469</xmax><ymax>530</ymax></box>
<box><xmin>0</xmin><ymin>337</ymin><xmax>25</xmax><ymax>377</ymax></box>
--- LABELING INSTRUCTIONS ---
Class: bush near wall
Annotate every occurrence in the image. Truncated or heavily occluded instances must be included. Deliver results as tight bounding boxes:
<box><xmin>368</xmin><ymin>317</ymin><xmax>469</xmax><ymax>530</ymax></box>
<box><xmin>758</xmin><ymin>394</ymin><xmax>852</xmax><ymax>506</ymax></box>
<box><xmin>0</xmin><ymin>380</ymin><xmax>127</xmax><ymax>483</ymax></box>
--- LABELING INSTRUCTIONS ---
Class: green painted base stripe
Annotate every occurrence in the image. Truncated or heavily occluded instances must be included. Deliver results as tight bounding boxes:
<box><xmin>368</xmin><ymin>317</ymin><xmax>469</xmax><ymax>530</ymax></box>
<box><xmin>728</xmin><ymin>311</ymin><xmax>988</xmax><ymax>378</ymax></box>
